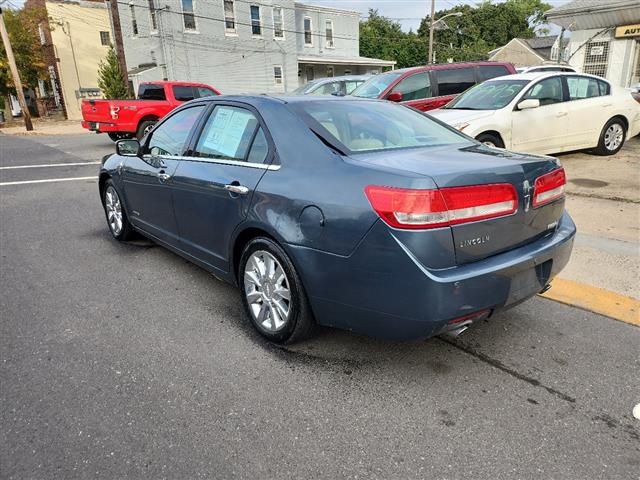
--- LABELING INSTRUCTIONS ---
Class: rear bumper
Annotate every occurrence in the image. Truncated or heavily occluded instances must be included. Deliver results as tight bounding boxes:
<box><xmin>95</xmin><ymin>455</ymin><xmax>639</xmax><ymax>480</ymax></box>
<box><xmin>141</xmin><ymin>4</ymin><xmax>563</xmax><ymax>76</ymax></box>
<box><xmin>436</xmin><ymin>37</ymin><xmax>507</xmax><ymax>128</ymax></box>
<box><xmin>81</xmin><ymin>121</ymin><xmax>133</xmax><ymax>133</ymax></box>
<box><xmin>287</xmin><ymin>211</ymin><xmax>576</xmax><ymax>340</ymax></box>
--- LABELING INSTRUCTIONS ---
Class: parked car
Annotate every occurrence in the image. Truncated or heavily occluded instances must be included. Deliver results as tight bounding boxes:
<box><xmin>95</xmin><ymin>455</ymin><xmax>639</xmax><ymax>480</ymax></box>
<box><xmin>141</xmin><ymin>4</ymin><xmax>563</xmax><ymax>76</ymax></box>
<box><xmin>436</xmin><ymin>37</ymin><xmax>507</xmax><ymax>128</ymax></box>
<box><xmin>99</xmin><ymin>95</ymin><xmax>576</xmax><ymax>344</ymax></box>
<box><xmin>350</xmin><ymin>61</ymin><xmax>516</xmax><ymax>111</ymax></box>
<box><xmin>429</xmin><ymin>72</ymin><xmax>640</xmax><ymax>156</ymax></box>
<box><xmin>291</xmin><ymin>75</ymin><xmax>371</xmax><ymax>96</ymax></box>
<box><xmin>516</xmin><ymin>65</ymin><xmax>578</xmax><ymax>74</ymax></box>
<box><xmin>81</xmin><ymin>81</ymin><xmax>221</xmax><ymax>141</ymax></box>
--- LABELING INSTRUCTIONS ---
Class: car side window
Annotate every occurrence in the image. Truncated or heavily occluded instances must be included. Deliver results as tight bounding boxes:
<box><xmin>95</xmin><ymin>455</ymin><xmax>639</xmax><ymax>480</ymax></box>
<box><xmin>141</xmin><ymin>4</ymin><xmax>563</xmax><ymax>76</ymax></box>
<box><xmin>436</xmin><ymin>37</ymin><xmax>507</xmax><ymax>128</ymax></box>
<box><xmin>311</xmin><ymin>82</ymin><xmax>340</xmax><ymax>95</ymax></box>
<box><xmin>193</xmin><ymin>106</ymin><xmax>261</xmax><ymax>161</ymax></box>
<box><xmin>173</xmin><ymin>85</ymin><xmax>196</xmax><ymax>101</ymax></box>
<box><xmin>246</xmin><ymin>127</ymin><xmax>269</xmax><ymax>164</ymax></box>
<box><xmin>436</xmin><ymin>67</ymin><xmax>475</xmax><ymax>96</ymax></box>
<box><xmin>146</xmin><ymin>105</ymin><xmax>205</xmax><ymax>157</ymax></box>
<box><xmin>138</xmin><ymin>83</ymin><xmax>166</xmax><ymax>100</ymax></box>
<box><xmin>197</xmin><ymin>86</ymin><xmax>218</xmax><ymax>98</ymax></box>
<box><xmin>523</xmin><ymin>77</ymin><xmax>563</xmax><ymax>106</ymax></box>
<box><xmin>390</xmin><ymin>72</ymin><xmax>431</xmax><ymax>101</ymax></box>
<box><xmin>566</xmin><ymin>76</ymin><xmax>601</xmax><ymax>100</ymax></box>
<box><xmin>477</xmin><ymin>65</ymin><xmax>509</xmax><ymax>82</ymax></box>
<box><xmin>345</xmin><ymin>81</ymin><xmax>362</xmax><ymax>94</ymax></box>
<box><xmin>598</xmin><ymin>80</ymin><xmax>610</xmax><ymax>95</ymax></box>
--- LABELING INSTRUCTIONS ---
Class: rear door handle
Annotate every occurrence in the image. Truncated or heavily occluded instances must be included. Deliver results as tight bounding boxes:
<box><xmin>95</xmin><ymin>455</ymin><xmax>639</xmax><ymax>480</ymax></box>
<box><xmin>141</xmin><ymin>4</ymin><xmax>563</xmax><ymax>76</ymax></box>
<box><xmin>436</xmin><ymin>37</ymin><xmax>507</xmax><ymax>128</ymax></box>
<box><xmin>556</xmin><ymin>112</ymin><xmax>568</xmax><ymax>118</ymax></box>
<box><xmin>224</xmin><ymin>184</ymin><xmax>249</xmax><ymax>195</ymax></box>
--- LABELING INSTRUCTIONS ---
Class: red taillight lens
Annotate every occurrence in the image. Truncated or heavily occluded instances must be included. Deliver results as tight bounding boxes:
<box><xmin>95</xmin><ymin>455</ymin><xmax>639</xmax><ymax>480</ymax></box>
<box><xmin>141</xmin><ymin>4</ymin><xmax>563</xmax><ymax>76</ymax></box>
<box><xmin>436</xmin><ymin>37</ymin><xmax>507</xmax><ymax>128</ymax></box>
<box><xmin>533</xmin><ymin>168</ymin><xmax>566</xmax><ymax>208</ymax></box>
<box><xmin>365</xmin><ymin>183</ymin><xmax>517</xmax><ymax>230</ymax></box>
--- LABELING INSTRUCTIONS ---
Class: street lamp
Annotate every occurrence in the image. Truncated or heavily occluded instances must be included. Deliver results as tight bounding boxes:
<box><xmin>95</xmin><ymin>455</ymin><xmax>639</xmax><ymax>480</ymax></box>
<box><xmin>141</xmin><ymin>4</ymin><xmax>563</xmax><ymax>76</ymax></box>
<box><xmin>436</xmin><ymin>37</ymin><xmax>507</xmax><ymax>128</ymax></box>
<box><xmin>428</xmin><ymin>11</ymin><xmax>463</xmax><ymax>64</ymax></box>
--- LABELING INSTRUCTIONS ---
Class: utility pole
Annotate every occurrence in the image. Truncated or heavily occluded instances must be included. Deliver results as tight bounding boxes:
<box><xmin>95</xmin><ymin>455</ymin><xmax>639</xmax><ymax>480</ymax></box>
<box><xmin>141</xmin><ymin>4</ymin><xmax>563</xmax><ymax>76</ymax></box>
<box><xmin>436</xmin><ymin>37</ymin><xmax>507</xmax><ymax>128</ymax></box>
<box><xmin>428</xmin><ymin>0</ymin><xmax>436</xmax><ymax>64</ymax></box>
<box><xmin>0</xmin><ymin>7</ymin><xmax>33</xmax><ymax>131</ymax></box>
<box><xmin>107</xmin><ymin>0</ymin><xmax>132</xmax><ymax>96</ymax></box>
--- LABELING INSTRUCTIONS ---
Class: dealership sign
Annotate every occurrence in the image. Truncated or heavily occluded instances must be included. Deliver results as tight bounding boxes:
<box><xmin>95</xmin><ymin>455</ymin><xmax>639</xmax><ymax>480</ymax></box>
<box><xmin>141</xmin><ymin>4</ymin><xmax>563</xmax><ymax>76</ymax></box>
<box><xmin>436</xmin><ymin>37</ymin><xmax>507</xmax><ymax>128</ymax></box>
<box><xmin>615</xmin><ymin>24</ymin><xmax>640</xmax><ymax>38</ymax></box>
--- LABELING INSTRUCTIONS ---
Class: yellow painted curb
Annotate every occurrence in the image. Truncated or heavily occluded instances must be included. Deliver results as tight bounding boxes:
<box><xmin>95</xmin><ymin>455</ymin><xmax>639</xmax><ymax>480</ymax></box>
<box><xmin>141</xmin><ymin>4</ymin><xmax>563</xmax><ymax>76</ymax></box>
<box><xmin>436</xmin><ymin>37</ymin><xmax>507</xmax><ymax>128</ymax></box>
<box><xmin>540</xmin><ymin>278</ymin><xmax>640</xmax><ymax>326</ymax></box>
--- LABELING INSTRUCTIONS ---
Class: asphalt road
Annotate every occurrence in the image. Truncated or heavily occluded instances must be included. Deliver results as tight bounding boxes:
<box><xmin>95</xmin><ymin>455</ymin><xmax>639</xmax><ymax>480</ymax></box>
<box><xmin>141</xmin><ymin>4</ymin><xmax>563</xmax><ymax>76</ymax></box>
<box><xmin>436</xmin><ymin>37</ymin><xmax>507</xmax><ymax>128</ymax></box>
<box><xmin>1</xmin><ymin>133</ymin><xmax>639</xmax><ymax>479</ymax></box>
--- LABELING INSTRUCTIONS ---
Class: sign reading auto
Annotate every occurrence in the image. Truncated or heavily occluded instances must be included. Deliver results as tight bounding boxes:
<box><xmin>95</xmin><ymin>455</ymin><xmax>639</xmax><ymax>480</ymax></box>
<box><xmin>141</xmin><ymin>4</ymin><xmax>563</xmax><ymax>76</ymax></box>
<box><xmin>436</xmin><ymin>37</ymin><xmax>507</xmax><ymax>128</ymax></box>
<box><xmin>615</xmin><ymin>24</ymin><xmax>640</xmax><ymax>38</ymax></box>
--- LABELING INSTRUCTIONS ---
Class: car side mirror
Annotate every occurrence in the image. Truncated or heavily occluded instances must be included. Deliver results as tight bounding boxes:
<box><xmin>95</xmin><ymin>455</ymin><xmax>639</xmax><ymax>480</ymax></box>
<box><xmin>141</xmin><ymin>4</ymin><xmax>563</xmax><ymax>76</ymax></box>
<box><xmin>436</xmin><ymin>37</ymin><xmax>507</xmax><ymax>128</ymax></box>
<box><xmin>116</xmin><ymin>139</ymin><xmax>141</xmax><ymax>157</ymax></box>
<box><xmin>517</xmin><ymin>99</ymin><xmax>540</xmax><ymax>110</ymax></box>
<box><xmin>387</xmin><ymin>91</ymin><xmax>403</xmax><ymax>102</ymax></box>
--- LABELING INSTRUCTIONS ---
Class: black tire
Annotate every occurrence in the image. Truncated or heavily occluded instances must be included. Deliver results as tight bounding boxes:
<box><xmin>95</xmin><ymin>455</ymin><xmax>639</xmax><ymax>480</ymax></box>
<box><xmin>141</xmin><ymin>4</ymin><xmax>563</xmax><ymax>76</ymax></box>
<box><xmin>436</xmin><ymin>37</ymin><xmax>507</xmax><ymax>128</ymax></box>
<box><xmin>107</xmin><ymin>132</ymin><xmax>134</xmax><ymax>142</ymax></box>
<box><xmin>136</xmin><ymin>120</ymin><xmax>157</xmax><ymax>140</ymax></box>
<box><xmin>239</xmin><ymin>237</ymin><xmax>315</xmax><ymax>344</ymax></box>
<box><xmin>476</xmin><ymin>133</ymin><xmax>505</xmax><ymax>148</ymax></box>
<box><xmin>102</xmin><ymin>179</ymin><xmax>135</xmax><ymax>241</ymax></box>
<box><xmin>592</xmin><ymin>118</ymin><xmax>626</xmax><ymax>156</ymax></box>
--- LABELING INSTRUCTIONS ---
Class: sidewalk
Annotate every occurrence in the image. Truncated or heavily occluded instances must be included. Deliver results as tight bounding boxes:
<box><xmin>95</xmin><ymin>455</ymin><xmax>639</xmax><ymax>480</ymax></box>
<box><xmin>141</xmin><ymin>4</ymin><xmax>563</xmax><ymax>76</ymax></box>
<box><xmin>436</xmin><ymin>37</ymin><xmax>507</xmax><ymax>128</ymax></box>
<box><xmin>543</xmin><ymin>136</ymin><xmax>640</xmax><ymax>324</ymax></box>
<box><xmin>0</xmin><ymin>120</ymin><xmax>85</xmax><ymax>136</ymax></box>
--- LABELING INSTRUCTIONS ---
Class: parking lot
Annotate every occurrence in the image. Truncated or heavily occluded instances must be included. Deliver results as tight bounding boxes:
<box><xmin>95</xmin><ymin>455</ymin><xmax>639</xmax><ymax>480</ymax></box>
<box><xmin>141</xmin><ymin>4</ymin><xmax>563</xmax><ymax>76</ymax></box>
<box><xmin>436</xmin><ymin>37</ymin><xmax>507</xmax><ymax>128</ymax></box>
<box><xmin>1</xmin><ymin>132</ymin><xmax>639</xmax><ymax>479</ymax></box>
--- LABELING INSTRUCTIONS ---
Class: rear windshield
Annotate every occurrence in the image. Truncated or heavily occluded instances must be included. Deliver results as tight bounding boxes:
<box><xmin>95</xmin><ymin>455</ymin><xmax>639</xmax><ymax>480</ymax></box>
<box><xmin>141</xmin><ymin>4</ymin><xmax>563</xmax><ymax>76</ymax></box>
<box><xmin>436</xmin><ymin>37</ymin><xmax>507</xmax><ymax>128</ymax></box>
<box><xmin>445</xmin><ymin>79</ymin><xmax>529</xmax><ymax>110</ymax></box>
<box><xmin>291</xmin><ymin>100</ymin><xmax>469</xmax><ymax>153</ymax></box>
<box><xmin>138</xmin><ymin>84</ymin><xmax>166</xmax><ymax>100</ymax></box>
<box><xmin>351</xmin><ymin>72</ymin><xmax>402</xmax><ymax>99</ymax></box>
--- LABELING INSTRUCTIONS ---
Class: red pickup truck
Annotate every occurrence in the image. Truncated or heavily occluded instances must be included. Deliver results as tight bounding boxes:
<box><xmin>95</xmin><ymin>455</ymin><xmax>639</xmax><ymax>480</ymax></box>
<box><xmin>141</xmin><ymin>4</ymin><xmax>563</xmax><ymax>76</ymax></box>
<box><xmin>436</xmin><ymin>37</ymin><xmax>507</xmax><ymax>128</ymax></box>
<box><xmin>81</xmin><ymin>81</ymin><xmax>221</xmax><ymax>141</ymax></box>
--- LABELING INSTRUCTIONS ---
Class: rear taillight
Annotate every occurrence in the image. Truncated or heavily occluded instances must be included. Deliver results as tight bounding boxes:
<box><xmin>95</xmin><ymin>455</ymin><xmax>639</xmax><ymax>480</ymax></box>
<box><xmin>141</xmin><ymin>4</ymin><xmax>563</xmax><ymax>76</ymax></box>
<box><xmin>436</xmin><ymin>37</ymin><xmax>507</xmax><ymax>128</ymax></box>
<box><xmin>110</xmin><ymin>105</ymin><xmax>120</xmax><ymax>119</ymax></box>
<box><xmin>364</xmin><ymin>183</ymin><xmax>517</xmax><ymax>230</ymax></box>
<box><xmin>533</xmin><ymin>168</ymin><xmax>566</xmax><ymax>208</ymax></box>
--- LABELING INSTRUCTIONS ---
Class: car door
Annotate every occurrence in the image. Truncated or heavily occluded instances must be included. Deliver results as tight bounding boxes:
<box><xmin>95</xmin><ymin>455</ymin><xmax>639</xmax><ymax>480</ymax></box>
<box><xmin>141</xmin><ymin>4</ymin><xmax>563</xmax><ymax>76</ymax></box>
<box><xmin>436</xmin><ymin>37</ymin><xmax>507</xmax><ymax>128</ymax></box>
<box><xmin>387</xmin><ymin>71</ymin><xmax>433</xmax><ymax>111</ymax></box>
<box><xmin>510</xmin><ymin>76</ymin><xmax>568</xmax><ymax>154</ymax></box>
<box><xmin>563</xmin><ymin>75</ymin><xmax>609</xmax><ymax>149</ymax></box>
<box><xmin>122</xmin><ymin>104</ymin><xmax>206</xmax><ymax>244</ymax></box>
<box><xmin>171</xmin><ymin>103</ymin><xmax>273</xmax><ymax>272</ymax></box>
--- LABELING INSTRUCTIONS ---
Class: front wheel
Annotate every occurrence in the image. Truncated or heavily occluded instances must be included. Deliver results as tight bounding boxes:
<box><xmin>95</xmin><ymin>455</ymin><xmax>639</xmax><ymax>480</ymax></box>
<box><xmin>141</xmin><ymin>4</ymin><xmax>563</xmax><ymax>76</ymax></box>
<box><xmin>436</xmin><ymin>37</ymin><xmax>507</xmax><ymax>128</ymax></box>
<box><xmin>102</xmin><ymin>180</ymin><xmax>135</xmax><ymax>241</ymax></box>
<box><xmin>239</xmin><ymin>237</ymin><xmax>315</xmax><ymax>344</ymax></box>
<box><xmin>475</xmin><ymin>133</ymin><xmax>505</xmax><ymax>148</ymax></box>
<box><xmin>593</xmin><ymin>118</ymin><xmax>626</xmax><ymax>156</ymax></box>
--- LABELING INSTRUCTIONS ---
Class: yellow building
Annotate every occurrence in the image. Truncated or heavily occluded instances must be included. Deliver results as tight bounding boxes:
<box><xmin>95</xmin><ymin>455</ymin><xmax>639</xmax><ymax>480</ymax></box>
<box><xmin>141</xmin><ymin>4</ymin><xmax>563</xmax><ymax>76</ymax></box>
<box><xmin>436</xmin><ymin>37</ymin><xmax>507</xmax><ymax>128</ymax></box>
<box><xmin>46</xmin><ymin>0</ymin><xmax>113</xmax><ymax>120</ymax></box>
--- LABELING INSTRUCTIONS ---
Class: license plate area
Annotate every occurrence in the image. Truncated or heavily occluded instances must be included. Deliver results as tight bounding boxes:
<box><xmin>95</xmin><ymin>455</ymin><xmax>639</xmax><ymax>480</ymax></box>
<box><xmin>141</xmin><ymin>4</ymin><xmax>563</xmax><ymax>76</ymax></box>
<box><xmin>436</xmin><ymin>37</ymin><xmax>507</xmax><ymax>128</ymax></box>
<box><xmin>506</xmin><ymin>259</ymin><xmax>552</xmax><ymax>305</ymax></box>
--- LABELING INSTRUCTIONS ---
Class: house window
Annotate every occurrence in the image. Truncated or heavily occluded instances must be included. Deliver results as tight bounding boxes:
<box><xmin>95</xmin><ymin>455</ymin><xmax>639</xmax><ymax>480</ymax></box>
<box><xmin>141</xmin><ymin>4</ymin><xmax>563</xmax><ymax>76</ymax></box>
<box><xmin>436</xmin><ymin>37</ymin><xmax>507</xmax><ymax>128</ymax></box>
<box><xmin>38</xmin><ymin>23</ymin><xmax>46</xmax><ymax>45</ymax></box>
<box><xmin>325</xmin><ymin>19</ymin><xmax>334</xmax><ymax>48</ymax></box>
<box><xmin>99</xmin><ymin>31</ymin><xmax>110</xmax><ymax>46</ymax></box>
<box><xmin>148</xmin><ymin>0</ymin><xmax>157</xmax><ymax>31</ymax></box>
<box><xmin>130</xmin><ymin>4</ymin><xmax>138</xmax><ymax>36</ymax></box>
<box><xmin>272</xmin><ymin>6</ymin><xmax>284</xmax><ymax>39</ymax></box>
<box><xmin>303</xmin><ymin>17</ymin><xmax>312</xmax><ymax>45</ymax></box>
<box><xmin>274</xmin><ymin>65</ymin><xmax>283</xmax><ymax>85</ymax></box>
<box><xmin>224</xmin><ymin>0</ymin><xmax>236</xmax><ymax>32</ymax></box>
<box><xmin>250</xmin><ymin>5</ymin><xmax>261</xmax><ymax>36</ymax></box>
<box><xmin>583</xmin><ymin>41</ymin><xmax>610</xmax><ymax>78</ymax></box>
<box><xmin>182</xmin><ymin>0</ymin><xmax>197</xmax><ymax>31</ymax></box>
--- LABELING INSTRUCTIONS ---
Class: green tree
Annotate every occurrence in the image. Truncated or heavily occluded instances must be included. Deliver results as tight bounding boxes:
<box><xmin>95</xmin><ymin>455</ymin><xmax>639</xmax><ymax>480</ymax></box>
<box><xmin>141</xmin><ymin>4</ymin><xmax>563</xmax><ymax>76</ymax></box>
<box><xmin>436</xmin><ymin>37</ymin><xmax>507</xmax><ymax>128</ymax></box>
<box><xmin>97</xmin><ymin>45</ymin><xmax>130</xmax><ymax>100</ymax></box>
<box><xmin>0</xmin><ymin>7</ymin><xmax>48</xmax><ymax>98</ymax></box>
<box><xmin>417</xmin><ymin>0</ymin><xmax>552</xmax><ymax>63</ymax></box>
<box><xmin>360</xmin><ymin>9</ymin><xmax>424</xmax><ymax>69</ymax></box>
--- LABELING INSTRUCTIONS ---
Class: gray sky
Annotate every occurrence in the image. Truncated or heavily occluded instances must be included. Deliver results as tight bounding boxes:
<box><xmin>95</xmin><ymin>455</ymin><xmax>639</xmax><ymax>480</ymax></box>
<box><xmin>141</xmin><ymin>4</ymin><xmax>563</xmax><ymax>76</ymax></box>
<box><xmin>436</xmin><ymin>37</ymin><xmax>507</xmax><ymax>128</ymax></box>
<box><xmin>6</xmin><ymin>0</ymin><xmax>570</xmax><ymax>33</ymax></box>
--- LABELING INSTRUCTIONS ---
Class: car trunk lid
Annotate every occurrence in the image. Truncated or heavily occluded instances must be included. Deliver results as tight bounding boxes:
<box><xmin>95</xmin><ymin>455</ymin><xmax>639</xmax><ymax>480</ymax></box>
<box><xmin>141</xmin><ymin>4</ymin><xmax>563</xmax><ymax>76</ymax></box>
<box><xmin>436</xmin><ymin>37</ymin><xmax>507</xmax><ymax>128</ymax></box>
<box><xmin>357</xmin><ymin>143</ymin><xmax>565</xmax><ymax>265</ymax></box>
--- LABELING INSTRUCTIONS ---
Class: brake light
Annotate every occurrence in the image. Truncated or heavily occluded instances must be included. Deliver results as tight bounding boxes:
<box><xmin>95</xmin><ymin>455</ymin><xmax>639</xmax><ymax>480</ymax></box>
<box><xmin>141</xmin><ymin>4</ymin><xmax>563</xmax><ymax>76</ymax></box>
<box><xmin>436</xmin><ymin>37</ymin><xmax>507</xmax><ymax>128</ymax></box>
<box><xmin>109</xmin><ymin>105</ymin><xmax>120</xmax><ymax>119</ymax></box>
<box><xmin>364</xmin><ymin>183</ymin><xmax>517</xmax><ymax>230</ymax></box>
<box><xmin>533</xmin><ymin>168</ymin><xmax>566</xmax><ymax>208</ymax></box>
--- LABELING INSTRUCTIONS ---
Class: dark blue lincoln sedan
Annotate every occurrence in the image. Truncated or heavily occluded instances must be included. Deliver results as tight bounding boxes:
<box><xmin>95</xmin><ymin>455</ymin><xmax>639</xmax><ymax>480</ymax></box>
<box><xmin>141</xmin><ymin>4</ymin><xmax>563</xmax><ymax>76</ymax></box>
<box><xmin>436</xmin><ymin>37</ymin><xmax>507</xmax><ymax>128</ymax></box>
<box><xmin>99</xmin><ymin>96</ymin><xmax>576</xmax><ymax>343</ymax></box>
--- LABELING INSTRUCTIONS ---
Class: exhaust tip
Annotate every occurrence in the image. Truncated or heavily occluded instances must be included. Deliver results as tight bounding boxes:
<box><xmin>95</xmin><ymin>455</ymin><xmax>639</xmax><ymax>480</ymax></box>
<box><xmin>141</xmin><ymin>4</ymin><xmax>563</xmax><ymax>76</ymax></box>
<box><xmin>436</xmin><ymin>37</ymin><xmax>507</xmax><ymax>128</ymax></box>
<box><xmin>441</xmin><ymin>325</ymin><xmax>469</xmax><ymax>339</ymax></box>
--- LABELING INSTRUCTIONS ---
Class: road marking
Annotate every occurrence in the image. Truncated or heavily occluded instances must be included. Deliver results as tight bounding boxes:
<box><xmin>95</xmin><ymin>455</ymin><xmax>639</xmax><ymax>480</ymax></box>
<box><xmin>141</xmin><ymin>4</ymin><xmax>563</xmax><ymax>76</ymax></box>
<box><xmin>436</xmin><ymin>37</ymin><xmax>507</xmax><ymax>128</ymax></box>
<box><xmin>0</xmin><ymin>176</ymin><xmax>97</xmax><ymax>186</ymax></box>
<box><xmin>540</xmin><ymin>277</ymin><xmax>640</xmax><ymax>326</ymax></box>
<box><xmin>0</xmin><ymin>161</ymin><xmax>100</xmax><ymax>170</ymax></box>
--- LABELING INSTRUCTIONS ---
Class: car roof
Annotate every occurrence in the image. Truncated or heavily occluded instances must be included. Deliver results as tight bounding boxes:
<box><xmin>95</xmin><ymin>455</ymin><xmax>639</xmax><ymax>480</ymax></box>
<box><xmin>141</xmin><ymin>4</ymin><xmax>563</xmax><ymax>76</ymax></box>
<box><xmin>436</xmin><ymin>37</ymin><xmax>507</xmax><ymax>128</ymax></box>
<box><xmin>313</xmin><ymin>75</ymin><xmax>372</xmax><ymax>83</ymax></box>
<box><xmin>381</xmin><ymin>61</ymin><xmax>513</xmax><ymax>76</ymax></box>
<box><xmin>196</xmin><ymin>94</ymin><xmax>380</xmax><ymax>105</ymax></box>
<box><xmin>487</xmin><ymin>71</ymin><xmax>609</xmax><ymax>82</ymax></box>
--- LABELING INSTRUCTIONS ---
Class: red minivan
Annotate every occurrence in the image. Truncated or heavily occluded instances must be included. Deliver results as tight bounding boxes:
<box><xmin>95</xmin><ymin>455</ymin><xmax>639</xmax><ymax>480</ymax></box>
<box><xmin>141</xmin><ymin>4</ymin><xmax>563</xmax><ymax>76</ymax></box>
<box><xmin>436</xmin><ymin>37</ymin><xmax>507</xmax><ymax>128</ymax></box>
<box><xmin>350</xmin><ymin>61</ymin><xmax>516</xmax><ymax>111</ymax></box>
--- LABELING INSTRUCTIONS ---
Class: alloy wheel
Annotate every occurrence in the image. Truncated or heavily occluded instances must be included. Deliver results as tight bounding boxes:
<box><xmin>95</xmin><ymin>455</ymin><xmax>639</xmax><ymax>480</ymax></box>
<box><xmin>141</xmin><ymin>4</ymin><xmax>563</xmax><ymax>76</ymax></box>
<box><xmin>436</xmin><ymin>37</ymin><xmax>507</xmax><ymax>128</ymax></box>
<box><xmin>604</xmin><ymin>123</ymin><xmax>624</xmax><ymax>151</ymax></box>
<box><xmin>244</xmin><ymin>250</ymin><xmax>291</xmax><ymax>332</ymax></box>
<box><xmin>104</xmin><ymin>185</ymin><xmax>123</xmax><ymax>236</ymax></box>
